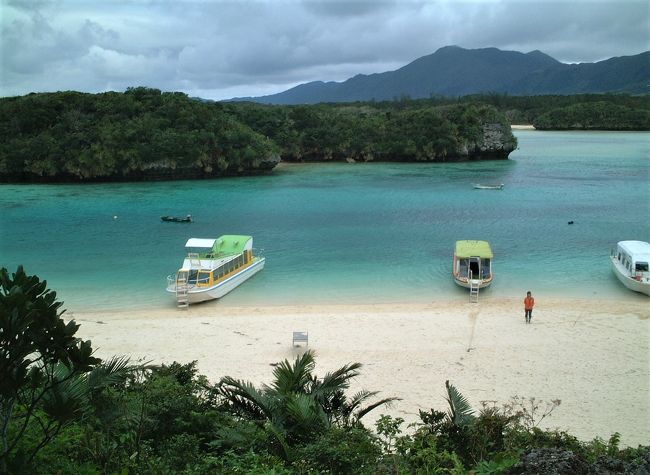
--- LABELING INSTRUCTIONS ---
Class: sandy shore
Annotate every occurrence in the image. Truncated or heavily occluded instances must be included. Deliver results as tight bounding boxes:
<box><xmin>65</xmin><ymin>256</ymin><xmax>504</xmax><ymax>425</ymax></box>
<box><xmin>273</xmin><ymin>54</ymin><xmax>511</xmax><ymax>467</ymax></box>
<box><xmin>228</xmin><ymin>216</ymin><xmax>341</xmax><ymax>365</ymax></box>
<box><xmin>71</xmin><ymin>297</ymin><xmax>649</xmax><ymax>446</ymax></box>
<box><xmin>511</xmin><ymin>124</ymin><xmax>536</xmax><ymax>130</ymax></box>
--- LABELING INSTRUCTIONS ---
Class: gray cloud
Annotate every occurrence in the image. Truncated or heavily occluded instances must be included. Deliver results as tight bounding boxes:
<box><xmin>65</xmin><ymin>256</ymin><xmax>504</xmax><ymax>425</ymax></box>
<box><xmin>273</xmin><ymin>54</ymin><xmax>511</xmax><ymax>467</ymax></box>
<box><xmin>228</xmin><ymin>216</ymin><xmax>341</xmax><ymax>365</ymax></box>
<box><xmin>1</xmin><ymin>0</ymin><xmax>647</xmax><ymax>100</ymax></box>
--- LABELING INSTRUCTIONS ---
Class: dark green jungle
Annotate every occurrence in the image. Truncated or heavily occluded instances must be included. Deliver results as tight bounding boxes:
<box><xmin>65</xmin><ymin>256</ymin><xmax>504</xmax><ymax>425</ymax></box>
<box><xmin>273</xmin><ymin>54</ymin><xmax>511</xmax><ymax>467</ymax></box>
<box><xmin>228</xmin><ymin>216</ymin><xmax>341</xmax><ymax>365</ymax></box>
<box><xmin>1</xmin><ymin>266</ymin><xmax>649</xmax><ymax>474</ymax></box>
<box><xmin>0</xmin><ymin>88</ymin><xmax>647</xmax><ymax>183</ymax></box>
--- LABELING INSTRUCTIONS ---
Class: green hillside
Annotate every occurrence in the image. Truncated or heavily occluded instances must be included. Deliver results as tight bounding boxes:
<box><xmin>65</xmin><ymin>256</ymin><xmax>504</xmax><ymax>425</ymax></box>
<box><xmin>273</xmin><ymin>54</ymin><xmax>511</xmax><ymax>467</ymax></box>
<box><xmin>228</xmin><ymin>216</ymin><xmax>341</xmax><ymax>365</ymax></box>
<box><xmin>0</xmin><ymin>89</ymin><xmax>517</xmax><ymax>182</ymax></box>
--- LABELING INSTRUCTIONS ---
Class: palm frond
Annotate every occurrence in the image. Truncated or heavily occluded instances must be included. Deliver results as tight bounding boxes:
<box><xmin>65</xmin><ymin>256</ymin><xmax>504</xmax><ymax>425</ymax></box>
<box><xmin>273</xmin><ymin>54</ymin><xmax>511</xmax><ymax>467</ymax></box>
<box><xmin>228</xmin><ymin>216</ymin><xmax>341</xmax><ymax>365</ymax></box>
<box><xmin>284</xmin><ymin>393</ymin><xmax>330</xmax><ymax>434</ymax></box>
<box><xmin>218</xmin><ymin>376</ymin><xmax>272</xmax><ymax>421</ymax></box>
<box><xmin>315</xmin><ymin>362</ymin><xmax>362</xmax><ymax>393</ymax></box>
<box><xmin>263</xmin><ymin>420</ymin><xmax>294</xmax><ymax>462</ymax></box>
<box><xmin>354</xmin><ymin>396</ymin><xmax>399</xmax><ymax>422</ymax></box>
<box><xmin>269</xmin><ymin>350</ymin><xmax>316</xmax><ymax>395</ymax></box>
<box><xmin>85</xmin><ymin>356</ymin><xmax>134</xmax><ymax>390</ymax></box>
<box><xmin>41</xmin><ymin>364</ymin><xmax>89</xmax><ymax>422</ymax></box>
<box><xmin>445</xmin><ymin>380</ymin><xmax>475</xmax><ymax>426</ymax></box>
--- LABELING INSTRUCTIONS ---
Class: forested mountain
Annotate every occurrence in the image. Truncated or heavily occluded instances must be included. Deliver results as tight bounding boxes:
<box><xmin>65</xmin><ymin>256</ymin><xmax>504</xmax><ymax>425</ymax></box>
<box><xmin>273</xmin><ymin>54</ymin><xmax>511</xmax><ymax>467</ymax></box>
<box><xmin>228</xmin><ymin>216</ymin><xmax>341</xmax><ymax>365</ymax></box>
<box><xmin>238</xmin><ymin>46</ymin><xmax>649</xmax><ymax>105</ymax></box>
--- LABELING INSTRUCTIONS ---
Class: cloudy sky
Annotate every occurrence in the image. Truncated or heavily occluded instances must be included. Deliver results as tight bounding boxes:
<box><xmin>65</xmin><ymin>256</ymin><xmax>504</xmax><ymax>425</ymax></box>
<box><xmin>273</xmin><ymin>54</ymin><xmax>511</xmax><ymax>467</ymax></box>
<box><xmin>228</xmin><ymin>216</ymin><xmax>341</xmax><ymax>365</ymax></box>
<box><xmin>1</xmin><ymin>0</ymin><xmax>648</xmax><ymax>100</ymax></box>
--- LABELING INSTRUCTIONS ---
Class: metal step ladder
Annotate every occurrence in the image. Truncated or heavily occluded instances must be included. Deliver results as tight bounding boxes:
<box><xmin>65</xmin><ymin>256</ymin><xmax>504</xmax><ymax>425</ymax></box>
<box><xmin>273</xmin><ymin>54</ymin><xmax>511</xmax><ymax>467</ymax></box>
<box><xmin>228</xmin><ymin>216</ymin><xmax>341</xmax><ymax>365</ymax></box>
<box><xmin>469</xmin><ymin>280</ymin><xmax>480</xmax><ymax>303</ymax></box>
<box><xmin>176</xmin><ymin>272</ymin><xmax>190</xmax><ymax>308</ymax></box>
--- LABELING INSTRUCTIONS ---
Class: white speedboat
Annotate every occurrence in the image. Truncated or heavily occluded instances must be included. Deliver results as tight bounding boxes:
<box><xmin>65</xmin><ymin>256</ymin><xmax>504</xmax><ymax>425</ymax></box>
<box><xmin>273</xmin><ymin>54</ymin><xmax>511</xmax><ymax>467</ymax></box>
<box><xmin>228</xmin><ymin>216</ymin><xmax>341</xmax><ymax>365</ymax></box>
<box><xmin>610</xmin><ymin>241</ymin><xmax>650</xmax><ymax>296</ymax></box>
<box><xmin>453</xmin><ymin>240</ymin><xmax>494</xmax><ymax>290</ymax></box>
<box><xmin>473</xmin><ymin>183</ymin><xmax>504</xmax><ymax>190</ymax></box>
<box><xmin>166</xmin><ymin>235</ymin><xmax>265</xmax><ymax>306</ymax></box>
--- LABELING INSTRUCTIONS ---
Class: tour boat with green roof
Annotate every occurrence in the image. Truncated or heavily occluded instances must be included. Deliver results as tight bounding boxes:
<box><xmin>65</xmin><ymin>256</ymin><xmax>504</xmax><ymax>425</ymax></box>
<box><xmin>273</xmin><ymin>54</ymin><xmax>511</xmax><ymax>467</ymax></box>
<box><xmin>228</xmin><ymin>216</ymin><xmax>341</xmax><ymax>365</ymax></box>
<box><xmin>166</xmin><ymin>235</ymin><xmax>265</xmax><ymax>307</ymax></box>
<box><xmin>453</xmin><ymin>240</ymin><xmax>494</xmax><ymax>294</ymax></box>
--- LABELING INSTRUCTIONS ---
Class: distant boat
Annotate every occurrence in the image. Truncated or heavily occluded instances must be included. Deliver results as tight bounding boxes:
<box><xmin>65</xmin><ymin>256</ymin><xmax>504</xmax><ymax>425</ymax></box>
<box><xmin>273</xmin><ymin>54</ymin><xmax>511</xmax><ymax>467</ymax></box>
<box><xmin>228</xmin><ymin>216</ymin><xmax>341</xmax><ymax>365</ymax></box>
<box><xmin>162</xmin><ymin>215</ymin><xmax>192</xmax><ymax>223</ymax></box>
<box><xmin>473</xmin><ymin>183</ymin><xmax>504</xmax><ymax>190</ymax></box>
<box><xmin>610</xmin><ymin>241</ymin><xmax>650</xmax><ymax>296</ymax></box>
<box><xmin>166</xmin><ymin>235</ymin><xmax>265</xmax><ymax>306</ymax></box>
<box><xmin>453</xmin><ymin>240</ymin><xmax>494</xmax><ymax>290</ymax></box>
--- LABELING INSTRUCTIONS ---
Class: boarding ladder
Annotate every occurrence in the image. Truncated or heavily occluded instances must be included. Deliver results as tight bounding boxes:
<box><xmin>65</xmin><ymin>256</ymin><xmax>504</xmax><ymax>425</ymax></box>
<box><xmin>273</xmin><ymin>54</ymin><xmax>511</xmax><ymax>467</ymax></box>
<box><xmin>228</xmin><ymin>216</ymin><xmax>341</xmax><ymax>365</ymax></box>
<box><xmin>176</xmin><ymin>271</ymin><xmax>189</xmax><ymax>309</ymax></box>
<box><xmin>469</xmin><ymin>272</ymin><xmax>480</xmax><ymax>303</ymax></box>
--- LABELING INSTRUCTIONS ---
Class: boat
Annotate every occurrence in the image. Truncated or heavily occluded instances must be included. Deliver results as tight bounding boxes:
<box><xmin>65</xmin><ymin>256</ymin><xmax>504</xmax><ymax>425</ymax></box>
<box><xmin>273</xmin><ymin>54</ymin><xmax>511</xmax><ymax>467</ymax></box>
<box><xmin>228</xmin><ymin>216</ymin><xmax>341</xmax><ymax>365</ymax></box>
<box><xmin>452</xmin><ymin>240</ymin><xmax>494</xmax><ymax>290</ymax></box>
<box><xmin>473</xmin><ymin>183</ymin><xmax>504</xmax><ymax>190</ymax></box>
<box><xmin>162</xmin><ymin>215</ymin><xmax>192</xmax><ymax>223</ymax></box>
<box><xmin>166</xmin><ymin>235</ymin><xmax>265</xmax><ymax>306</ymax></box>
<box><xmin>610</xmin><ymin>241</ymin><xmax>650</xmax><ymax>296</ymax></box>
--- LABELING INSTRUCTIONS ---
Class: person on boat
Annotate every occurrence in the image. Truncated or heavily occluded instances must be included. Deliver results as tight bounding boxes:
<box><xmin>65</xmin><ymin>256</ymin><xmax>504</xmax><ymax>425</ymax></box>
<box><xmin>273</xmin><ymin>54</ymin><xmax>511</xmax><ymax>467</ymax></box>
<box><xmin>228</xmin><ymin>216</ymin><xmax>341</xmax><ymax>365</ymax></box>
<box><xmin>524</xmin><ymin>291</ymin><xmax>535</xmax><ymax>324</ymax></box>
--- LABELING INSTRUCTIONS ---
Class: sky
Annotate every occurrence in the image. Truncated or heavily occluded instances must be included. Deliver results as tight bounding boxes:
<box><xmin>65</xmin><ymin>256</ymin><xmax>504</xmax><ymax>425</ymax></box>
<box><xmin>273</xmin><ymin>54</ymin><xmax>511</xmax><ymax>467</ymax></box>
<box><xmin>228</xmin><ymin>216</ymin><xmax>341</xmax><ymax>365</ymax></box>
<box><xmin>1</xmin><ymin>0</ymin><xmax>648</xmax><ymax>100</ymax></box>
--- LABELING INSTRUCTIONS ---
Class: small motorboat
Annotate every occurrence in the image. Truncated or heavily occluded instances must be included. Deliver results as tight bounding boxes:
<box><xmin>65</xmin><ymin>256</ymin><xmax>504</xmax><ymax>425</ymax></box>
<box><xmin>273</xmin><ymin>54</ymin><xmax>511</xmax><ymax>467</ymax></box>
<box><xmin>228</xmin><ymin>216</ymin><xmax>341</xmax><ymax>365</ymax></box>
<box><xmin>162</xmin><ymin>215</ymin><xmax>192</xmax><ymax>223</ymax></box>
<box><xmin>473</xmin><ymin>183</ymin><xmax>504</xmax><ymax>190</ymax></box>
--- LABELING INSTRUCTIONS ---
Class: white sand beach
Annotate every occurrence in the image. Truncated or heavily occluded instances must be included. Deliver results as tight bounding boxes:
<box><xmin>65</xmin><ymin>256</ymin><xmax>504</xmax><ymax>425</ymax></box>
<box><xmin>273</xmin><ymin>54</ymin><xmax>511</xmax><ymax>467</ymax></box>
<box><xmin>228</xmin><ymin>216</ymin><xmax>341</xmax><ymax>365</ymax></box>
<box><xmin>511</xmin><ymin>124</ymin><xmax>536</xmax><ymax>130</ymax></box>
<box><xmin>71</xmin><ymin>297</ymin><xmax>650</xmax><ymax>446</ymax></box>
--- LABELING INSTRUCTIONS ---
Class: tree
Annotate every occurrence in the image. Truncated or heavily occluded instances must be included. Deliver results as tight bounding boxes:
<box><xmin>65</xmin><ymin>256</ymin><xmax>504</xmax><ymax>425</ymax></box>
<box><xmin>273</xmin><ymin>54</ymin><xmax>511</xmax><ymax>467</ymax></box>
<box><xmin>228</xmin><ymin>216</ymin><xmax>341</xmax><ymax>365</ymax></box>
<box><xmin>0</xmin><ymin>266</ymin><xmax>131</xmax><ymax>472</ymax></box>
<box><xmin>217</xmin><ymin>350</ymin><xmax>396</xmax><ymax>461</ymax></box>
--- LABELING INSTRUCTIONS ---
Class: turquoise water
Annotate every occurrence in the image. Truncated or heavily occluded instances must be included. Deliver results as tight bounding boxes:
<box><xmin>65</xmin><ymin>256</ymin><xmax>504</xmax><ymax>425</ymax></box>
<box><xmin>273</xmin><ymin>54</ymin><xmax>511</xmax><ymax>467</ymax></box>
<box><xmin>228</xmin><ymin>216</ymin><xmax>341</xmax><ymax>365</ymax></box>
<box><xmin>1</xmin><ymin>131</ymin><xmax>648</xmax><ymax>310</ymax></box>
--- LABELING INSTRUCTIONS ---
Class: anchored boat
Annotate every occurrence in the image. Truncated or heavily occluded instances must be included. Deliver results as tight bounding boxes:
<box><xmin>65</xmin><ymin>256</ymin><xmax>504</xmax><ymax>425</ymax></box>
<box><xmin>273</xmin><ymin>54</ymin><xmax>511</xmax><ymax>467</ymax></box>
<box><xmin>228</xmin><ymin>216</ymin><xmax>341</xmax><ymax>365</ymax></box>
<box><xmin>161</xmin><ymin>215</ymin><xmax>192</xmax><ymax>223</ymax></box>
<box><xmin>610</xmin><ymin>241</ymin><xmax>650</xmax><ymax>296</ymax></box>
<box><xmin>166</xmin><ymin>235</ymin><xmax>265</xmax><ymax>306</ymax></box>
<box><xmin>453</xmin><ymin>240</ymin><xmax>494</xmax><ymax>300</ymax></box>
<box><xmin>473</xmin><ymin>183</ymin><xmax>504</xmax><ymax>190</ymax></box>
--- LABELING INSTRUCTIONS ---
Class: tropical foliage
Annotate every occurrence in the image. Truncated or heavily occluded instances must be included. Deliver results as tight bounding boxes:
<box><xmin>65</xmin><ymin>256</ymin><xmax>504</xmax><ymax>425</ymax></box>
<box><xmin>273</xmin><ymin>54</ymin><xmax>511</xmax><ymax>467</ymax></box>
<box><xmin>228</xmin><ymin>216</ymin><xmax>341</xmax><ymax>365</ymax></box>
<box><xmin>2</xmin><ymin>267</ymin><xmax>649</xmax><ymax>474</ymax></box>
<box><xmin>444</xmin><ymin>93</ymin><xmax>650</xmax><ymax>130</ymax></box>
<box><xmin>217</xmin><ymin>350</ymin><xmax>396</xmax><ymax>461</ymax></box>
<box><xmin>0</xmin><ymin>266</ymin><xmax>134</xmax><ymax>473</ymax></box>
<box><xmin>225</xmin><ymin>101</ymin><xmax>515</xmax><ymax>163</ymax></box>
<box><xmin>0</xmin><ymin>88</ymin><xmax>279</xmax><ymax>181</ymax></box>
<box><xmin>0</xmin><ymin>89</ymin><xmax>517</xmax><ymax>182</ymax></box>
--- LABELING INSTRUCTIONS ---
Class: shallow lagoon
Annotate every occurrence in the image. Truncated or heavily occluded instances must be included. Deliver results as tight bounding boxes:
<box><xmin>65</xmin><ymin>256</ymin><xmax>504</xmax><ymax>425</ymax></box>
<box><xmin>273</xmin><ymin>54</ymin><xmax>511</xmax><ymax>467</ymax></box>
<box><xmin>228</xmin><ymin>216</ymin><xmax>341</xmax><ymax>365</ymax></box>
<box><xmin>1</xmin><ymin>130</ymin><xmax>648</xmax><ymax>310</ymax></box>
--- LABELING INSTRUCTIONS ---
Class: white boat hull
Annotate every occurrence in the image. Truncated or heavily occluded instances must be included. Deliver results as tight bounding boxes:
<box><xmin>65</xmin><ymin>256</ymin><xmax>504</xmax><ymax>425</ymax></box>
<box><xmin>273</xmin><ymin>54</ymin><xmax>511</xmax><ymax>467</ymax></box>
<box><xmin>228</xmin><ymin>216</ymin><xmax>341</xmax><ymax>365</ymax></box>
<box><xmin>453</xmin><ymin>276</ymin><xmax>493</xmax><ymax>289</ymax></box>
<box><xmin>611</xmin><ymin>256</ymin><xmax>650</xmax><ymax>296</ymax></box>
<box><xmin>167</xmin><ymin>257</ymin><xmax>265</xmax><ymax>303</ymax></box>
<box><xmin>473</xmin><ymin>184</ymin><xmax>504</xmax><ymax>190</ymax></box>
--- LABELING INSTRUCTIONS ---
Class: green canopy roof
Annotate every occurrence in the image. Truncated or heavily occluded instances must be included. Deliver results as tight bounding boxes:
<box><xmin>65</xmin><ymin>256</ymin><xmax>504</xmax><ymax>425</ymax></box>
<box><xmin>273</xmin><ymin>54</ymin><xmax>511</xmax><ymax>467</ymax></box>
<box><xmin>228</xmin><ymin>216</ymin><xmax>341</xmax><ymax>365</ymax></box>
<box><xmin>213</xmin><ymin>235</ymin><xmax>252</xmax><ymax>256</ymax></box>
<box><xmin>455</xmin><ymin>240</ymin><xmax>493</xmax><ymax>259</ymax></box>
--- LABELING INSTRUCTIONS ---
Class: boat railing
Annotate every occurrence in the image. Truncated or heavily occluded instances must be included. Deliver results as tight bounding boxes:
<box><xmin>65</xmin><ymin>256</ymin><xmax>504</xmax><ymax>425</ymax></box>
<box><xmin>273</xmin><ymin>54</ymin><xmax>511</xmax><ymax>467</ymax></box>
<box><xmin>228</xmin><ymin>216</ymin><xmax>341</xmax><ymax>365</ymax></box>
<box><xmin>167</xmin><ymin>272</ymin><xmax>199</xmax><ymax>290</ymax></box>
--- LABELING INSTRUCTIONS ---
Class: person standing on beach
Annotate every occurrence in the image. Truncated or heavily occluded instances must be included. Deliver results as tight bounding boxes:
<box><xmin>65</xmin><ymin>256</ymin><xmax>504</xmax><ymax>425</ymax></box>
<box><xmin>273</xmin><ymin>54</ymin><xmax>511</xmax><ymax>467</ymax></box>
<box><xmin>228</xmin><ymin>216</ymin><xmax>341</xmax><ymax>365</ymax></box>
<box><xmin>524</xmin><ymin>291</ymin><xmax>535</xmax><ymax>323</ymax></box>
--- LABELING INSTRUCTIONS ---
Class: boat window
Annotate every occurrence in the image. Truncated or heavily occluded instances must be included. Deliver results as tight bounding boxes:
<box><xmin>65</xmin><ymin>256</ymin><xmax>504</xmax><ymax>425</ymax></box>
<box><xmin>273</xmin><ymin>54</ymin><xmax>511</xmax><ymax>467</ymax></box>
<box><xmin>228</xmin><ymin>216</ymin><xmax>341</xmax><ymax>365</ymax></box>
<box><xmin>636</xmin><ymin>262</ymin><xmax>649</xmax><ymax>272</ymax></box>
<box><xmin>459</xmin><ymin>260</ymin><xmax>468</xmax><ymax>276</ymax></box>
<box><xmin>481</xmin><ymin>259</ymin><xmax>490</xmax><ymax>278</ymax></box>
<box><xmin>197</xmin><ymin>271</ymin><xmax>211</xmax><ymax>284</ymax></box>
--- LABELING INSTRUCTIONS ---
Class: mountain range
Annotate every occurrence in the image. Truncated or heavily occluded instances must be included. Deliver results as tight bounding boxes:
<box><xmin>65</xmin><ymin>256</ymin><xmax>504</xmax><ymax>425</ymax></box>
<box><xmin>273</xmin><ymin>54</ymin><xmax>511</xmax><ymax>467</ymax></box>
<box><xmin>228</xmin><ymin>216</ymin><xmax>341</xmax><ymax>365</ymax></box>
<box><xmin>235</xmin><ymin>46</ymin><xmax>649</xmax><ymax>104</ymax></box>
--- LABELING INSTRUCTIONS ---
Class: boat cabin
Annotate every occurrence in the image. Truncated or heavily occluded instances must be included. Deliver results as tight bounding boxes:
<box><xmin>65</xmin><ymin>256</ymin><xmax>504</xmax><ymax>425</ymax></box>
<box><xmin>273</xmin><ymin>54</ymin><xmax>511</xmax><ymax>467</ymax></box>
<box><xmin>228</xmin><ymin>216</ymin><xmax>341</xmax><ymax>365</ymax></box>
<box><xmin>613</xmin><ymin>241</ymin><xmax>650</xmax><ymax>280</ymax></box>
<box><xmin>454</xmin><ymin>240</ymin><xmax>493</xmax><ymax>281</ymax></box>
<box><xmin>179</xmin><ymin>235</ymin><xmax>254</xmax><ymax>287</ymax></box>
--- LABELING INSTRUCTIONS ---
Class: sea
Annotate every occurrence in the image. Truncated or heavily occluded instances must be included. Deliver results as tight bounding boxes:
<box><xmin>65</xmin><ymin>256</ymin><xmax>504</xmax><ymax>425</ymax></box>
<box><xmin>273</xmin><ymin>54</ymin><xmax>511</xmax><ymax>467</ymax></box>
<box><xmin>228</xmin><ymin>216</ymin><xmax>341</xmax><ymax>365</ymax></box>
<box><xmin>1</xmin><ymin>130</ymin><xmax>648</xmax><ymax>311</ymax></box>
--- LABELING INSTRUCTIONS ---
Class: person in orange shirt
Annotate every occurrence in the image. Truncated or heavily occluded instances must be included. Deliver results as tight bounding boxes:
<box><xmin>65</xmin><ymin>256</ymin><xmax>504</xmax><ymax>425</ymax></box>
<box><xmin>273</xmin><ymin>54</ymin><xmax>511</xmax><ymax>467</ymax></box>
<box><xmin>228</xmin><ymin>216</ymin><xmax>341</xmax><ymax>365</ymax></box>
<box><xmin>524</xmin><ymin>291</ymin><xmax>535</xmax><ymax>323</ymax></box>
